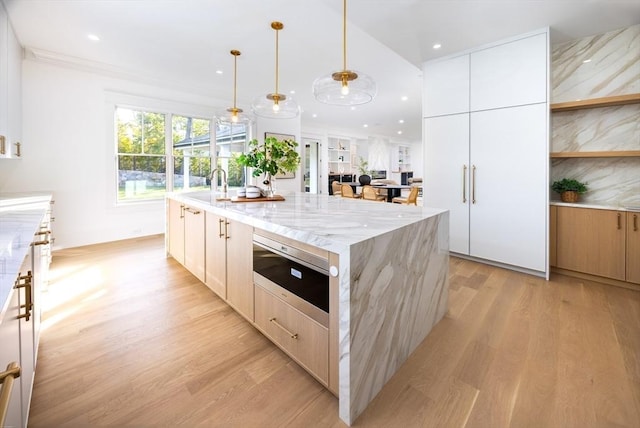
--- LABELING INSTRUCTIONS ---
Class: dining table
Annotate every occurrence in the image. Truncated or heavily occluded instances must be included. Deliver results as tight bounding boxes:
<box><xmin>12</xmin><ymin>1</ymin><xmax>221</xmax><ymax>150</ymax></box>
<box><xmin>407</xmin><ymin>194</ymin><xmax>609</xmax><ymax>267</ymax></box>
<box><xmin>371</xmin><ymin>184</ymin><xmax>412</xmax><ymax>202</ymax></box>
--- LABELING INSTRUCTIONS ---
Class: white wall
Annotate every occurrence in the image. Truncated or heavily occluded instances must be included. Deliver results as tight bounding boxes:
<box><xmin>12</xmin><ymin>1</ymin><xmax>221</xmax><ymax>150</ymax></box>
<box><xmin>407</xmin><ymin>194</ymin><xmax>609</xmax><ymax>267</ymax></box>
<box><xmin>0</xmin><ymin>59</ymin><xmax>225</xmax><ymax>249</ymax></box>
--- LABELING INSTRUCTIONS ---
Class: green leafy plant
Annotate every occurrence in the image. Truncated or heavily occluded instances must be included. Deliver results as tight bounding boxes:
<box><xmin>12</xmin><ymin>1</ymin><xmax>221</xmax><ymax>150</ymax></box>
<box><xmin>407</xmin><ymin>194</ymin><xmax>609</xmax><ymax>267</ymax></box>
<box><xmin>356</xmin><ymin>156</ymin><xmax>371</xmax><ymax>176</ymax></box>
<box><xmin>551</xmin><ymin>178</ymin><xmax>588</xmax><ymax>194</ymax></box>
<box><xmin>236</xmin><ymin>136</ymin><xmax>300</xmax><ymax>178</ymax></box>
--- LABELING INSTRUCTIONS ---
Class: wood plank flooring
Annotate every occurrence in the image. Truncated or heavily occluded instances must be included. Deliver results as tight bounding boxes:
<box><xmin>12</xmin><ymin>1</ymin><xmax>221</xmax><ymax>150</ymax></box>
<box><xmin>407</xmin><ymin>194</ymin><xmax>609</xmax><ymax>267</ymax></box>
<box><xmin>28</xmin><ymin>235</ymin><xmax>640</xmax><ymax>427</ymax></box>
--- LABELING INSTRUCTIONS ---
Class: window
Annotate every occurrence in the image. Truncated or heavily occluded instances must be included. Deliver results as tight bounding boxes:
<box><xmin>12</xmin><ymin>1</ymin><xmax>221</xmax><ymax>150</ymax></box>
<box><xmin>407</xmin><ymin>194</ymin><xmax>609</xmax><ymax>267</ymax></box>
<box><xmin>115</xmin><ymin>105</ymin><xmax>250</xmax><ymax>203</ymax></box>
<box><xmin>172</xmin><ymin>115</ymin><xmax>212</xmax><ymax>193</ymax></box>
<box><xmin>116</xmin><ymin>108</ymin><xmax>167</xmax><ymax>202</ymax></box>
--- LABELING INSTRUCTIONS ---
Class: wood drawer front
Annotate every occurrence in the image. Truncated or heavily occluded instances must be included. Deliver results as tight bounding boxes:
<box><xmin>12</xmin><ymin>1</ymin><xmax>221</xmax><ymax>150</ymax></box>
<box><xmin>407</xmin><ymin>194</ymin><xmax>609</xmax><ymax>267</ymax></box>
<box><xmin>254</xmin><ymin>284</ymin><xmax>328</xmax><ymax>384</ymax></box>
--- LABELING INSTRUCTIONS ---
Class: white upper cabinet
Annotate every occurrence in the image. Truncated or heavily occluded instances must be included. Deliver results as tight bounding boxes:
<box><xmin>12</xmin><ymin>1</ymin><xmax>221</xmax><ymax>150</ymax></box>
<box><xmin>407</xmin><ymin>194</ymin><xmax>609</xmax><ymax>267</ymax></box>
<box><xmin>0</xmin><ymin>4</ymin><xmax>22</xmax><ymax>159</ymax></box>
<box><xmin>423</xmin><ymin>54</ymin><xmax>470</xmax><ymax>117</ymax></box>
<box><xmin>470</xmin><ymin>32</ymin><xmax>548</xmax><ymax>111</ymax></box>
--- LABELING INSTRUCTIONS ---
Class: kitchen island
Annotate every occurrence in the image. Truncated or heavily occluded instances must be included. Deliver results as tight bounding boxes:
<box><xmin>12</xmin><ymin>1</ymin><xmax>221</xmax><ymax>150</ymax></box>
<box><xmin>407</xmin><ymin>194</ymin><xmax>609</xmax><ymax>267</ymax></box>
<box><xmin>166</xmin><ymin>191</ymin><xmax>449</xmax><ymax>425</ymax></box>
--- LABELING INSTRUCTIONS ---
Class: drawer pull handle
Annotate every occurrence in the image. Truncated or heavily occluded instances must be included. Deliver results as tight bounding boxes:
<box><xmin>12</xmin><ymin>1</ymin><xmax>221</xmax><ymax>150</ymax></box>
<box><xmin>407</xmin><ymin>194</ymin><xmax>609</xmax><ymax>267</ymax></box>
<box><xmin>634</xmin><ymin>214</ymin><xmax>638</xmax><ymax>232</ymax></box>
<box><xmin>14</xmin><ymin>271</ymin><xmax>33</xmax><ymax>322</ymax></box>
<box><xmin>184</xmin><ymin>207</ymin><xmax>201</xmax><ymax>215</ymax></box>
<box><xmin>0</xmin><ymin>362</ymin><xmax>21</xmax><ymax>427</ymax></box>
<box><xmin>617</xmin><ymin>213</ymin><xmax>621</xmax><ymax>230</ymax></box>
<box><xmin>269</xmin><ymin>317</ymin><xmax>298</xmax><ymax>339</ymax></box>
<box><xmin>225</xmin><ymin>221</ymin><xmax>230</xmax><ymax>240</ymax></box>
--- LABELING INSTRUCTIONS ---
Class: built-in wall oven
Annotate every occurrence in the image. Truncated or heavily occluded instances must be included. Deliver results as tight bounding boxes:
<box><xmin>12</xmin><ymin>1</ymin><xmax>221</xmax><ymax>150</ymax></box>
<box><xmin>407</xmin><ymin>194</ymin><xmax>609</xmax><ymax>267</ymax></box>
<box><xmin>253</xmin><ymin>233</ymin><xmax>329</xmax><ymax>327</ymax></box>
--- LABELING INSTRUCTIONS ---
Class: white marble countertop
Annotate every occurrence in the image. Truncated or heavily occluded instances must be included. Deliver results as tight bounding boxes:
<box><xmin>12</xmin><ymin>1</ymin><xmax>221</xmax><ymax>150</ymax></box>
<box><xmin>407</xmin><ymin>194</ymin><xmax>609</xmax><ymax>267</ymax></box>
<box><xmin>169</xmin><ymin>191</ymin><xmax>447</xmax><ymax>253</ymax></box>
<box><xmin>0</xmin><ymin>193</ymin><xmax>52</xmax><ymax>318</ymax></box>
<box><xmin>550</xmin><ymin>200</ymin><xmax>640</xmax><ymax>212</ymax></box>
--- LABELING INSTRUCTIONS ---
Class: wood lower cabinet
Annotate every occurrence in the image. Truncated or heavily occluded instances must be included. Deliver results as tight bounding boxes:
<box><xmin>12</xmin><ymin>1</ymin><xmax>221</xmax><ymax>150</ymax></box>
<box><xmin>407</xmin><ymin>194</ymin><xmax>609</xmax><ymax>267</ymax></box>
<box><xmin>254</xmin><ymin>284</ymin><xmax>329</xmax><ymax>385</ymax></box>
<box><xmin>627</xmin><ymin>212</ymin><xmax>640</xmax><ymax>284</ymax></box>
<box><xmin>556</xmin><ymin>206</ymin><xmax>626</xmax><ymax>280</ymax></box>
<box><xmin>550</xmin><ymin>205</ymin><xmax>557</xmax><ymax>267</ymax></box>
<box><xmin>204</xmin><ymin>213</ymin><xmax>253</xmax><ymax>321</ymax></box>
<box><xmin>167</xmin><ymin>199</ymin><xmax>205</xmax><ymax>282</ymax></box>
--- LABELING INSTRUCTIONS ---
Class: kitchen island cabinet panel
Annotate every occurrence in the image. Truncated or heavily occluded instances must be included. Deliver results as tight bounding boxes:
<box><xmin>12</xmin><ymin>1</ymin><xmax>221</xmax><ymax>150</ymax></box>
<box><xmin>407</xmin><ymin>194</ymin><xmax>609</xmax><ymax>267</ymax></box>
<box><xmin>0</xmin><ymin>288</ymin><xmax>22</xmax><ymax>428</ymax></box>
<box><xmin>556</xmin><ymin>207</ymin><xmax>625</xmax><ymax>280</ymax></box>
<box><xmin>224</xmin><ymin>219</ymin><xmax>253</xmax><ymax>322</ymax></box>
<box><xmin>204</xmin><ymin>211</ymin><xmax>226</xmax><ymax>299</ymax></box>
<box><xmin>626</xmin><ymin>212</ymin><xmax>640</xmax><ymax>284</ymax></box>
<box><xmin>167</xmin><ymin>199</ymin><xmax>185</xmax><ymax>266</ymax></box>
<box><xmin>183</xmin><ymin>206</ymin><xmax>205</xmax><ymax>282</ymax></box>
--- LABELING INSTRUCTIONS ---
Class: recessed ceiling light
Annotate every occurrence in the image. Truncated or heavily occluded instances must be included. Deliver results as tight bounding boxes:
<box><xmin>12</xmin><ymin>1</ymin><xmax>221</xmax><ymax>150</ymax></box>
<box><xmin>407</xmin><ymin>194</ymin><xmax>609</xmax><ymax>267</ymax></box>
<box><xmin>401</xmin><ymin>96</ymin><xmax>408</xmax><ymax>101</ymax></box>
<box><xmin>350</xmin><ymin>106</ymin><xmax>356</xmax><ymax>111</ymax></box>
<box><xmin>583</xmin><ymin>59</ymin><xmax>592</xmax><ymax>63</ymax></box>
<box><xmin>290</xmin><ymin>90</ymin><xmax>296</xmax><ymax>94</ymax></box>
<box><xmin>87</xmin><ymin>34</ymin><xmax>100</xmax><ymax>42</ymax></box>
<box><xmin>215</xmin><ymin>70</ymin><xmax>223</xmax><ymax>75</ymax></box>
<box><xmin>363</xmin><ymin>124</ymin><xmax>368</xmax><ymax>128</ymax></box>
<box><xmin>312</xmin><ymin>113</ymin><xmax>318</xmax><ymax>118</ymax></box>
<box><xmin>433</xmin><ymin>43</ymin><xmax>442</xmax><ymax>49</ymax></box>
<box><xmin>398</xmin><ymin>119</ymin><xmax>404</xmax><ymax>124</ymax></box>
<box><xmin>397</xmin><ymin>131</ymin><xmax>403</xmax><ymax>135</ymax></box>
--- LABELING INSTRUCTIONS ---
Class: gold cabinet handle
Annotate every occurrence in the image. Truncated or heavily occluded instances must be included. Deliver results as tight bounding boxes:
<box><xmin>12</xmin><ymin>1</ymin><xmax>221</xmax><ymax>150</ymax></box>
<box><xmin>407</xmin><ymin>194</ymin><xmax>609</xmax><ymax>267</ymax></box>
<box><xmin>634</xmin><ymin>214</ymin><xmax>638</xmax><ymax>231</ymax></box>
<box><xmin>471</xmin><ymin>165</ymin><xmax>477</xmax><ymax>204</ymax></box>
<box><xmin>14</xmin><ymin>142</ymin><xmax>21</xmax><ymax>157</ymax></box>
<box><xmin>225</xmin><ymin>220</ymin><xmax>230</xmax><ymax>240</ymax></box>
<box><xmin>218</xmin><ymin>218</ymin><xmax>225</xmax><ymax>238</ymax></box>
<box><xmin>462</xmin><ymin>165</ymin><xmax>467</xmax><ymax>203</ymax></box>
<box><xmin>180</xmin><ymin>204</ymin><xmax>185</xmax><ymax>219</ymax></box>
<box><xmin>269</xmin><ymin>317</ymin><xmax>298</xmax><ymax>339</ymax></box>
<box><xmin>0</xmin><ymin>135</ymin><xmax>5</xmax><ymax>155</ymax></box>
<box><xmin>184</xmin><ymin>207</ymin><xmax>201</xmax><ymax>215</ymax></box>
<box><xmin>0</xmin><ymin>362</ymin><xmax>21</xmax><ymax>427</ymax></box>
<box><xmin>617</xmin><ymin>213</ymin><xmax>621</xmax><ymax>230</ymax></box>
<box><xmin>14</xmin><ymin>271</ymin><xmax>33</xmax><ymax>322</ymax></box>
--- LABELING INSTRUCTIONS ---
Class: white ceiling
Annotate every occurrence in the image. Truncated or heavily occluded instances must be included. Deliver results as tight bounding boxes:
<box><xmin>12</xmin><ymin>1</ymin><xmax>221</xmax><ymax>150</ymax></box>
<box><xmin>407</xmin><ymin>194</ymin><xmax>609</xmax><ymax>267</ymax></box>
<box><xmin>3</xmin><ymin>0</ymin><xmax>639</xmax><ymax>142</ymax></box>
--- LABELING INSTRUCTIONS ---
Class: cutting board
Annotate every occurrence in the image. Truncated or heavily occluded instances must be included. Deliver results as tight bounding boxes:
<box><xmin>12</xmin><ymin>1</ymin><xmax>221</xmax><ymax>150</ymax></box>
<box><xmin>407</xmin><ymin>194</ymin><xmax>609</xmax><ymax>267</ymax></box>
<box><xmin>230</xmin><ymin>195</ymin><xmax>286</xmax><ymax>203</ymax></box>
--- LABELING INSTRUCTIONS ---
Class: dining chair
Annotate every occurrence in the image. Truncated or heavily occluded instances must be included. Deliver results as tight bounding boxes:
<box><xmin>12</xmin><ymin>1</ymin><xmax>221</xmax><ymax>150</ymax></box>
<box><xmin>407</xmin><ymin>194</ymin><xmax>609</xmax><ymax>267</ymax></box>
<box><xmin>362</xmin><ymin>185</ymin><xmax>386</xmax><ymax>201</ymax></box>
<box><xmin>392</xmin><ymin>186</ymin><xmax>419</xmax><ymax>205</ymax></box>
<box><xmin>331</xmin><ymin>181</ymin><xmax>342</xmax><ymax>196</ymax></box>
<box><xmin>341</xmin><ymin>184</ymin><xmax>362</xmax><ymax>198</ymax></box>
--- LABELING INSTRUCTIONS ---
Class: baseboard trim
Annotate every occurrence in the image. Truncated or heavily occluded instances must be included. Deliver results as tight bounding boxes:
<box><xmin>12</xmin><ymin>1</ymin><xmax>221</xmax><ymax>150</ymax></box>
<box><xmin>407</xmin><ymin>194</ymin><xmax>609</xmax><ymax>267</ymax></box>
<box><xmin>551</xmin><ymin>267</ymin><xmax>640</xmax><ymax>292</ymax></box>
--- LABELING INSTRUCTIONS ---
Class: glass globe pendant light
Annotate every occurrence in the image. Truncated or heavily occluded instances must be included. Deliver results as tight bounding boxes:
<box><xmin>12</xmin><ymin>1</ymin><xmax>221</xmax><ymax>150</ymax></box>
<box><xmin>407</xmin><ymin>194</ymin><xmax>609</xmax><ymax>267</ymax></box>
<box><xmin>312</xmin><ymin>0</ymin><xmax>376</xmax><ymax>105</ymax></box>
<box><xmin>217</xmin><ymin>49</ymin><xmax>252</xmax><ymax>125</ymax></box>
<box><xmin>252</xmin><ymin>21</ymin><xmax>300</xmax><ymax>119</ymax></box>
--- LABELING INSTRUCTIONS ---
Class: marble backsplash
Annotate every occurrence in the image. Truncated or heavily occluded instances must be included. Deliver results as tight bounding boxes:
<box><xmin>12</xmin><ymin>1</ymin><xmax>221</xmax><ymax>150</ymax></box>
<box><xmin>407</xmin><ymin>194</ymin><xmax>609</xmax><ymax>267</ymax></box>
<box><xmin>552</xmin><ymin>24</ymin><xmax>639</xmax><ymax>102</ymax></box>
<box><xmin>551</xmin><ymin>24</ymin><xmax>639</xmax><ymax>208</ymax></box>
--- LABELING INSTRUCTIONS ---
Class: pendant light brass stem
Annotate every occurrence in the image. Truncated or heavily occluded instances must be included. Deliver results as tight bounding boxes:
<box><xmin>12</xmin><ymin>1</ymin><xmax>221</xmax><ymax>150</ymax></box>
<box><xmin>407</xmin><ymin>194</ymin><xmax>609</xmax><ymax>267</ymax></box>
<box><xmin>342</xmin><ymin>0</ymin><xmax>347</xmax><ymax>71</ymax></box>
<box><xmin>231</xmin><ymin>50</ymin><xmax>240</xmax><ymax>110</ymax></box>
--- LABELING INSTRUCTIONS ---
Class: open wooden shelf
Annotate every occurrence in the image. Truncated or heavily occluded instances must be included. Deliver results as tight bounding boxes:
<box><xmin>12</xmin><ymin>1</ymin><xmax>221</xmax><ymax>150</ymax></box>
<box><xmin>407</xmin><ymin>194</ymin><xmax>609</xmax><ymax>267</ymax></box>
<box><xmin>550</xmin><ymin>151</ymin><xmax>640</xmax><ymax>158</ymax></box>
<box><xmin>550</xmin><ymin>93</ymin><xmax>640</xmax><ymax>112</ymax></box>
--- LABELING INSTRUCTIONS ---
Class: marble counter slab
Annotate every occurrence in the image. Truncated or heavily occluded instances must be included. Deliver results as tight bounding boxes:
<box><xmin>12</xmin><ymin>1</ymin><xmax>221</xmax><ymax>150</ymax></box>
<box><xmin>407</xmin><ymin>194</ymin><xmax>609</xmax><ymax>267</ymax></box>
<box><xmin>0</xmin><ymin>193</ymin><xmax>52</xmax><ymax>318</ymax></box>
<box><xmin>170</xmin><ymin>191</ymin><xmax>447</xmax><ymax>253</ymax></box>
<box><xmin>550</xmin><ymin>201</ymin><xmax>640</xmax><ymax>212</ymax></box>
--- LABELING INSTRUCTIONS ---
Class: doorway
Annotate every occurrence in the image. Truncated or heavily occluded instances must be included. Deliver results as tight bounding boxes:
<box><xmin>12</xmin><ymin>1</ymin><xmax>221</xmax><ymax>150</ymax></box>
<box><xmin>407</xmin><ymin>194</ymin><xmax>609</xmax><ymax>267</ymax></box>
<box><xmin>303</xmin><ymin>138</ymin><xmax>319</xmax><ymax>193</ymax></box>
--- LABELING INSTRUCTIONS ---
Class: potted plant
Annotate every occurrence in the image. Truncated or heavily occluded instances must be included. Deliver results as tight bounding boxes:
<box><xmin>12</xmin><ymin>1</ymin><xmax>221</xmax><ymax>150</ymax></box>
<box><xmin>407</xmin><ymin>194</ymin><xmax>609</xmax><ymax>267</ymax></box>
<box><xmin>551</xmin><ymin>178</ymin><xmax>588</xmax><ymax>202</ymax></box>
<box><xmin>237</xmin><ymin>136</ymin><xmax>300</xmax><ymax>197</ymax></box>
<box><xmin>356</xmin><ymin>156</ymin><xmax>372</xmax><ymax>185</ymax></box>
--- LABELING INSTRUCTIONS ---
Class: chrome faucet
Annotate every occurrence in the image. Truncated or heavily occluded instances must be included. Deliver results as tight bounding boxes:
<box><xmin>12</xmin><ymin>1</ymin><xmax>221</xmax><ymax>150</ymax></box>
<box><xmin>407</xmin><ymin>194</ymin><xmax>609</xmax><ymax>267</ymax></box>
<box><xmin>210</xmin><ymin>168</ymin><xmax>228</xmax><ymax>196</ymax></box>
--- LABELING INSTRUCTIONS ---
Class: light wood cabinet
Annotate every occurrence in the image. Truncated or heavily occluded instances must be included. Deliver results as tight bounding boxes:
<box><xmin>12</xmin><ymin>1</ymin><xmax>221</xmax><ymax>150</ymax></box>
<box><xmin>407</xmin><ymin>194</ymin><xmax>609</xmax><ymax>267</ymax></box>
<box><xmin>204</xmin><ymin>212</ymin><xmax>253</xmax><ymax>321</ymax></box>
<box><xmin>254</xmin><ymin>284</ymin><xmax>329</xmax><ymax>385</ymax></box>
<box><xmin>0</xmin><ymin>285</ymin><xmax>23</xmax><ymax>428</ymax></box>
<box><xmin>550</xmin><ymin>205</ymin><xmax>557</xmax><ymax>267</ymax></box>
<box><xmin>627</xmin><ymin>212</ymin><xmax>640</xmax><ymax>284</ymax></box>
<box><xmin>556</xmin><ymin>207</ymin><xmax>626</xmax><ymax>280</ymax></box>
<box><xmin>167</xmin><ymin>199</ymin><xmax>205</xmax><ymax>282</ymax></box>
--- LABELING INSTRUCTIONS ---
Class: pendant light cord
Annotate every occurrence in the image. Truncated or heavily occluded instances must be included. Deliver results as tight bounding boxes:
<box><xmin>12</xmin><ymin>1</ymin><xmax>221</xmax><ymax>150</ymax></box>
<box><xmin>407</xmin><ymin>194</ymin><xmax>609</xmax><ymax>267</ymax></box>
<box><xmin>233</xmin><ymin>52</ymin><xmax>238</xmax><ymax>108</ymax></box>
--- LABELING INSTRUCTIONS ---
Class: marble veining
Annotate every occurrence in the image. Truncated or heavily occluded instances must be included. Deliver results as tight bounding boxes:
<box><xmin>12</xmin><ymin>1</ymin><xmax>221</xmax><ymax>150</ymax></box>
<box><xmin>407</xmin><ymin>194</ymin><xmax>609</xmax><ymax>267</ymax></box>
<box><xmin>551</xmin><ymin>104</ymin><xmax>639</xmax><ymax>152</ymax></box>
<box><xmin>551</xmin><ymin>24</ymin><xmax>640</xmax><ymax>209</ymax></box>
<box><xmin>342</xmin><ymin>213</ymin><xmax>449</xmax><ymax>423</ymax></box>
<box><xmin>551</xmin><ymin>158</ymin><xmax>640</xmax><ymax>207</ymax></box>
<box><xmin>552</xmin><ymin>24</ymin><xmax>639</xmax><ymax>102</ymax></box>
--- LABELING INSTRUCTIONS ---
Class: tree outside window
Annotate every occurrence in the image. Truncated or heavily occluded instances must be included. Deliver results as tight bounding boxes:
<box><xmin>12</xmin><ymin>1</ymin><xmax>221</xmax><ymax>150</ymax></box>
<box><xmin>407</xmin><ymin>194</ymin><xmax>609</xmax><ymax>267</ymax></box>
<box><xmin>172</xmin><ymin>115</ymin><xmax>212</xmax><ymax>193</ymax></box>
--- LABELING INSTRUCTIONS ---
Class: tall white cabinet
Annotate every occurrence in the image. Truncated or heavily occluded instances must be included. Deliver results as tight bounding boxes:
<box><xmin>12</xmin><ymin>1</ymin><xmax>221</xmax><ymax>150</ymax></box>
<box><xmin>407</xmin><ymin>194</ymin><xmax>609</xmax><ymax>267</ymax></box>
<box><xmin>423</xmin><ymin>29</ymin><xmax>549</xmax><ymax>275</ymax></box>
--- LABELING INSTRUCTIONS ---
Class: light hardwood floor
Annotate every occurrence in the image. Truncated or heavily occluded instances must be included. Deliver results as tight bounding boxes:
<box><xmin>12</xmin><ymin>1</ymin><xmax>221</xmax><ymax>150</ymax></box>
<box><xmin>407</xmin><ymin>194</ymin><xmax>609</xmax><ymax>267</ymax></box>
<box><xmin>28</xmin><ymin>235</ymin><xmax>640</xmax><ymax>427</ymax></box>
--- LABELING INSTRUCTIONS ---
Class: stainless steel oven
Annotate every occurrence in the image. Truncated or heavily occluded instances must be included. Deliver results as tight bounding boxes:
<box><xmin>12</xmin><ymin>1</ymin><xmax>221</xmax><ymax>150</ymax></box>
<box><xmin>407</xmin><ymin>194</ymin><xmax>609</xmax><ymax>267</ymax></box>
<box><xmin>253</xmin><ymin>233</ymin><xmax>329</xmax><ymax>327</ymax></box>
